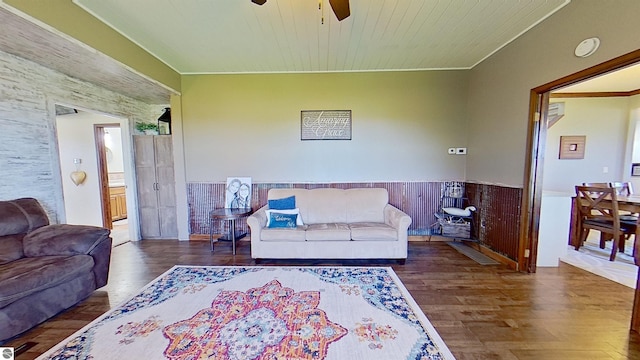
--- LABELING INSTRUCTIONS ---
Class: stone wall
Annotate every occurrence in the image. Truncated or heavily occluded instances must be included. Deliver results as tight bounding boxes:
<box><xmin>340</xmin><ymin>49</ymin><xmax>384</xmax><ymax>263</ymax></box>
<box><xmin>0</xmin><ymin>49</ymin><xmax>157</xmax><ymax>222</ymax></box>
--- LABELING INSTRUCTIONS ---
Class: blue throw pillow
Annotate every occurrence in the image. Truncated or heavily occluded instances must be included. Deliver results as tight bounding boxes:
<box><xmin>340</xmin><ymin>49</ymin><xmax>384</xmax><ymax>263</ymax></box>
<box><xmin>268</xmin><ymin>195</ymin><xmax>296</xmax><ymax>210</ymax></box>
<box><xmin>267</xmin><ymin>212</ymin><xmax>298</xmax><ymax>228</ymax></box>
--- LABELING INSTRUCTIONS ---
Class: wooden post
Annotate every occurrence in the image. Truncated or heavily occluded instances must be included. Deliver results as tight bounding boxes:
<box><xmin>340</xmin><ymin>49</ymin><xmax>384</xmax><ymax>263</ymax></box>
<box><xmin>633</xmin><ymin>271</ymin><xmax>640</xmax><ymax>332</ymax></box>
<box><xmin>568</xmin><ymin>197</ymin><xmax>578</xmax><ymax>248</ymax></box>
<box><xmin>633</xmin><ymin>229</ymin><xmax>640</xmax><ymax>332</ymax></box>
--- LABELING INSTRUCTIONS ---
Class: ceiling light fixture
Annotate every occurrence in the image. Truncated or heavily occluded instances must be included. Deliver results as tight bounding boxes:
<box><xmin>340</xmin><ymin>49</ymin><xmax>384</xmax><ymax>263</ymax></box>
<box><xmin>574</xmin><ymin>37</ymin><xmax>600</xmax><ymax>58</ymax></box>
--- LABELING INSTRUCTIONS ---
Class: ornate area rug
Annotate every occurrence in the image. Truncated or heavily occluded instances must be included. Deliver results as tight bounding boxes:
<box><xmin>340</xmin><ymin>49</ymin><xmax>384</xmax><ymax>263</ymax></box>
<box><xmin>38</xmin><ymin>266</ymin><xmax>455</xmax><ymax>359</ymax></box>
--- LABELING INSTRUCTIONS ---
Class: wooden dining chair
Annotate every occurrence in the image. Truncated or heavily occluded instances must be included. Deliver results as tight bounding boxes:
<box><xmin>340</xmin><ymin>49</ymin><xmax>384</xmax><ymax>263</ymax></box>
<box><xmin>610</xmin><ymin>181</ymin><xmax>634</xmax><ymax>196</ymax></box>
<box><xmin>581</xmin><ymin>183</ymin><xmax>618</xmax><ymax>249</ymax></box>
<box><xmin>574</xmin><ymin>185</ymin><xmax>637</xmax><ymax>261</ymax></box>
<box><xmin>610</xmin><ymin>181</ymin><xmax>637</xmax><ymax>255</ymax></box>
<box><xmin>582</xmin><ymin>182</ymin><xmax>609</xmax><ymax>188</ymax></box>
<box><xmin>580</xmin><ymin>182</ymin><xmax>637</xmax><ymax>253</ymax></box>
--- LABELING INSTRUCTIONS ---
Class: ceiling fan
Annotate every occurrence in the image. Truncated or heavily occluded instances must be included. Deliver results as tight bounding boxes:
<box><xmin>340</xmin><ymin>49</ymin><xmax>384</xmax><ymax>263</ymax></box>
<box><xmin>251</xmin><ymin>0</ymin><xmax>350</xmax><ymax>21</ymax></box>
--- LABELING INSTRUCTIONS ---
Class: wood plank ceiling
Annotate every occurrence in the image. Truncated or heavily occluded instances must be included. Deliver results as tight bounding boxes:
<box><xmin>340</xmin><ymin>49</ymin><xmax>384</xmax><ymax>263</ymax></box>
<box><xmin>75</xmin><ymin>0</ymin><xmax>570</xmax><ymax>74</ymax></box>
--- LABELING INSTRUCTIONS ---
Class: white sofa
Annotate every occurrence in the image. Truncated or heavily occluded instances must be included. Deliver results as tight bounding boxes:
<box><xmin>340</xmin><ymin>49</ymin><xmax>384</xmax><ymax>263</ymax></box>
<box><xmin>247</xmin><ymin>188</ymin><xmax>412</xmax><ymax>262</ymax></box>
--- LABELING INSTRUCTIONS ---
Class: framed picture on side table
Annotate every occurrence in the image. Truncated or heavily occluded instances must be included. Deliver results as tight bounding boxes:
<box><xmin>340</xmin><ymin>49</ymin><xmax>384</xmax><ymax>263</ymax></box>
<box><xmin>225</xmin><ymin>177</ymin><xmax>252</xmax><ymax>209</ymax></box>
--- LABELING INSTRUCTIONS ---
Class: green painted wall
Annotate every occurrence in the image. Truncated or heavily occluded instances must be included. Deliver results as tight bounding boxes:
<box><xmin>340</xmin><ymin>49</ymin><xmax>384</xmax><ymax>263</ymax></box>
<box><xmin>181</xmin><ymin>71</ymin><xmax>469</xmax><ymax>183</ymax></box>
<box><xmin>11</xmin><ymin>0</ymin><xmax>640</xmax><ymax>189</ymax></box>
<box><xmin>5</xmin><ymin>0</ymin><xmax>181</xmax><ymax>92</ymax></box>
<box><xmin>468</xmin><ymin>0</ymin><xmax>640</xmax><ymax>186</ymax></box>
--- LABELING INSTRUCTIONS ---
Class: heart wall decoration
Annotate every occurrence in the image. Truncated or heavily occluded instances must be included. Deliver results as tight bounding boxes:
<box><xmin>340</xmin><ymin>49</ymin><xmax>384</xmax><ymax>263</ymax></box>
<box><xmin>70</xmin><ymin>171</ymin><xmax>87</xmax><ymax>186</ymax></box>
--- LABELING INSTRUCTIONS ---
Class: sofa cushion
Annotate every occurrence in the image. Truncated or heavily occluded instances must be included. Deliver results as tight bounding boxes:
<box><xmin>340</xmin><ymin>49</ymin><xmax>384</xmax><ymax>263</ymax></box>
<box><xmin>23</xmin><ymin>224</ymin><xmax>110</xmax><ymax>257</ymax></box>
<box><xmin>0</xmin><ymin>255</ymin><xmax>95</xmax><ymax>308</ymax></box>
<box><xmin>0</xmin><ymin>234</ymin><xmax>25</xmax><ymax>265</ymax></box>
<box><xmin>300</xmin><ymin>189</ymin><xmax>348</xmax><ymax>224</ymax></box>
<box><xmin>305</xmin><ymin>223</ymin><xmax>351</xmax><ymax>241</ymax></box>
<box><xmin>0</xmin><ymin>198</ymin><xmax>49</xmax><ymax>237</ymax></box>
<box><xmin>261</xmin><ymin>228</ymin><xmax>306</xmax><ymax>242</ymax></box>
<box><xmin>350</xmin><ymin>222</ymin><xmax>397</xmax><ymax>241</ymax></box>
<box><xmin>345</xmin><ymin>188</ymin><xmax>388</xmax><ymax>223</ymax></box>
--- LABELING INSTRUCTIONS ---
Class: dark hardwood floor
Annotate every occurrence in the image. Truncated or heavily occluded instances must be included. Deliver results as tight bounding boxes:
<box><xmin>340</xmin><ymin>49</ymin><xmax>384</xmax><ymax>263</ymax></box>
<box><xmin>6</xmin><ymin>240</ymin><xmax>640</xmax><ymax>359</ymax></box>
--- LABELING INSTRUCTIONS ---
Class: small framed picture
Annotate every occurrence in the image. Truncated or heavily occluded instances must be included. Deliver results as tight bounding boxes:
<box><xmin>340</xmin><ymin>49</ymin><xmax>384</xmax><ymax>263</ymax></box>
<box><xmin>559</xmin><ymin>135</ymin><xmax>585</xmax><ymax>159</ymax></box>
<box><xmin>225</xmin><ymin>177</ymin><xmax>252</xmax><ymax>209</ymax></box>
<box><xmin>632</xmin><ymin>163</ymin><xmax>640</xmax><ymax>177</ymax></box>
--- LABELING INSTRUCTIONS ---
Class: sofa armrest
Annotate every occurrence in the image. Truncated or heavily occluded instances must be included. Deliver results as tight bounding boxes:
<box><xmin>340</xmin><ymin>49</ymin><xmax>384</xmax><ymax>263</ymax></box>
<box><xmin>384</xmin><ymin>204</ymin><xmax>412</xmax><ymax>240</ymax></box>
<box><xmin>23</xmin><ymin>224</ymin><xmax>111</xmax><ymax>257</ymax></box>
<box><xmin>247</xmin><ymin>205</ymin><xmax>268</xmax><ymax>240</ymax></box>
<box><xmin>88</xmin><ymin>234</ymin><xmax>113</xmax><ymax>288</ymax></box>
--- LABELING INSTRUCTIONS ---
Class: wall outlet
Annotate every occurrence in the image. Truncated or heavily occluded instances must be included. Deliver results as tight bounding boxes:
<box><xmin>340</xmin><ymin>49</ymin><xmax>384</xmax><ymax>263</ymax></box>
<box><xmin>448</xmin><ymin>148</ymin><xmax>456</xmax><ymax>154</ymax></box>
<box><xmin>456</xmin><ymin>147</ymin><xmax>467</xmax><ymax>154</ymax></box>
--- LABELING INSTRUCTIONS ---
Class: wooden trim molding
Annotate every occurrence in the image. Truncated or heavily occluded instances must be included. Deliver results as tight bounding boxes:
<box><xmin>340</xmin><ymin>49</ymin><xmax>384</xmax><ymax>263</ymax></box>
<box><xmin>94</xmin><ymin>125</ymin><xmax>112</xmax><ymax>229</ymax></box>
<box><xmin>551</xmin><ymin>91</ymin><xmax>639</xmax><ymax>98</ymax></box>
<box><xmin>533</xmin><ymin>49</ymin><xmax>640</xmax><ymax>93</ymax></box>
<box><xmin>526</xmin><ymin>49</ymin><xmax>640</xmax><ymax>274</ymax></box>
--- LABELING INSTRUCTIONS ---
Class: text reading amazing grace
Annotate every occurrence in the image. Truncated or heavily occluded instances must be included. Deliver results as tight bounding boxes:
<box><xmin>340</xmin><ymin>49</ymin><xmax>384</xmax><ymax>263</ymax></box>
<box><xmin>301</xmin><ymin>110</ymin><xmax>352</xmax><ymax>140</ymax></box>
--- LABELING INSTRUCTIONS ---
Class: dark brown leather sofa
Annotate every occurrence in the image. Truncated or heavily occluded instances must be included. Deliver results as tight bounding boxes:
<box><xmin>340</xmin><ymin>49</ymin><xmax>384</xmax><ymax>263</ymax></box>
<box><xmin>0</xmin><ymin>198</ymin><xmax>112</xmax><ymax>342</ymax></box>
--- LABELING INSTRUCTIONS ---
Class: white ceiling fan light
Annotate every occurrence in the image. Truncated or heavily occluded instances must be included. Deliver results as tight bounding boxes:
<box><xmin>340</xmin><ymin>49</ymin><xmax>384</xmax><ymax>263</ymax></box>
<box><xmin>574</xmin><ymin>37</ymin><xmax>600</xmax><ymax>58</ymax></box>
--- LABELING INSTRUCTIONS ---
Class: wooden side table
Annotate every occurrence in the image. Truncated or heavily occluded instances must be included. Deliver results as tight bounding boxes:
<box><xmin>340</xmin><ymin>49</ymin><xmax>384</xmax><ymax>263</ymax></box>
<box><xmin>209</xmin><ymin>208</ymin><xmax>252</xmax><ymax>255</ymax></box>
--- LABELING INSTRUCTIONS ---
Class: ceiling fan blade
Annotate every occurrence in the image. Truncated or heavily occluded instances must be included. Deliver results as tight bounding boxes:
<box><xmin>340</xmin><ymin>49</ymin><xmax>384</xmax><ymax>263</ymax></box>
<box><xmin>328</xmin><ymin>0</ymin><xmax>350</xmax><ymax>21</ymax></box>
<box><xmin>251</xmin><ymin>0</ymin><xmax>267</xmax><ymax>5</ymax></box>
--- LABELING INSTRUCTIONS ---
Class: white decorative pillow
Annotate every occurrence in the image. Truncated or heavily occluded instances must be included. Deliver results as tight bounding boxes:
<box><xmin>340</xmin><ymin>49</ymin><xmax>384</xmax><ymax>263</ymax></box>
<box><xmin>266</xmin><ymin>208</ymin><xmax>304</xmax><ymax>226</ymax></box>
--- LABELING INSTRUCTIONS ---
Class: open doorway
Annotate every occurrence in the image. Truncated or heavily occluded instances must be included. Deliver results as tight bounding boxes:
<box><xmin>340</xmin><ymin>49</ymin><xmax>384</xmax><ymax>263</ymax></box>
<box><xmin>540</xmin><ymin>92</ymin><xmax>639</xmax><ymax>288</ymax></box>
<box><xmin>55</xmin><ymin>106</ymin><xmax>137</xmax><ymax>246</ymax></box>
<box><xmin>96</xmin><ymin>125</ymin><xmax>131</xmax><ymax>246</ymax></box>
<box><xmin>521</xmin><ymin>49</ymin><xmax>640</xmax><ymax>273</ymax></box>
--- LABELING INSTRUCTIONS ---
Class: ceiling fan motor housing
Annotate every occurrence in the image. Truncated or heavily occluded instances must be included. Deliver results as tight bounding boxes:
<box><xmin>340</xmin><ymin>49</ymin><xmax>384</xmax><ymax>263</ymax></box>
<box><xmin>251</xmin><ymin>0</ymin><xmax>350</xmax><ymax>21</ymax></box>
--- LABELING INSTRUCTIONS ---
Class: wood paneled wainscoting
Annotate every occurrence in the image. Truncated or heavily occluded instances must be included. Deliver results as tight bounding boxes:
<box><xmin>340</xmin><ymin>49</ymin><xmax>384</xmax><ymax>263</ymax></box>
<box><xmin>187</xmin><ymin>182</ymin><xmax>522</xmax><ymax>264</ymax></box>
<box><xmin>466</xmin><ymin>183</ymin><xmax>522</xmax><ymax>263</ymax></box>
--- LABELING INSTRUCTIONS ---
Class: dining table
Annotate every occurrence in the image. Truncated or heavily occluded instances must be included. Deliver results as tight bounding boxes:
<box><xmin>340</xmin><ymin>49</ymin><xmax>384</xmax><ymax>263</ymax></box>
<box><xmin>568</xmin><ymin>193</ymin><xmax>640</xmax><ymax>331</ymax></box>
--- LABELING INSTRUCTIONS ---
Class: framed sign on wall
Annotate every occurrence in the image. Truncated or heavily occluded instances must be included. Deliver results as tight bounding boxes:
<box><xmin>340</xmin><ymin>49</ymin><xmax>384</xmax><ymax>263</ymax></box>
<box><xmin>301</xmin><ymin>110</ymin><xmax>351</xmax><ymax>140</ymax></box>
<box><xmin>558</xmin><ymin>135</ymin><xmax>586</xmax><ymax>159</ymax></box>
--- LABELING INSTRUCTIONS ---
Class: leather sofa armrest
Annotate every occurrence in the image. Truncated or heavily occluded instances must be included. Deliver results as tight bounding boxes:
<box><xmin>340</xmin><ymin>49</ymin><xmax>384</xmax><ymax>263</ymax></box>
<box><xmin>88</xmin><ymin>234</ymin><xmax>113</xmax><ymax>288</ymax></box>
<box><xmin>247</xmin><ymin>205</ymin><xmax>268</xmax><ymax>239</ymax></box>
<box><xmin>23</xmin><ymin>224</ymin><xmax>111</xmax><ymax>257</ymax></box>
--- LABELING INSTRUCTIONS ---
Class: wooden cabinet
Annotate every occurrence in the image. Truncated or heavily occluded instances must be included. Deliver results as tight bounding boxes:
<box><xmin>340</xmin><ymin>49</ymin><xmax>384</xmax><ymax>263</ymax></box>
<box><xmin>109</xmin><ymin>186</ymin><xmax>127</xmax><ymax>221</ymax></box>
<box><xmin>134</xmin><ymin>135</ymin><xmax>177</xmax><ymax>239</ymax></box>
